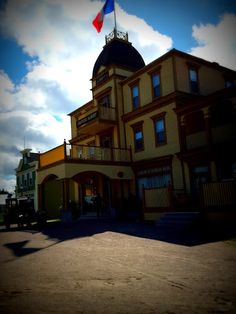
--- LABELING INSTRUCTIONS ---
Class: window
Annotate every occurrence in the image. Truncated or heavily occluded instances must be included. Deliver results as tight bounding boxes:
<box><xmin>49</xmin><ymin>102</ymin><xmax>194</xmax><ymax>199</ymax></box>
<box><xmin>189</xmin><ymin>67</ymin><xmax>199</xmax><ymax>94</ymax></box>
<box><xmin>27</xmin><ymin>173</ymin><xmax>30</xmax><ymax>187</ymax></box>
<box><xmin>152</xmin><ymin>72</ymin><xmax>161</xmax><ymax>98</ymax></box>
<box><xmin>32</xmin><ymin>171</ymin><xmax>36</xmax><ymax>187</ymax></box>
<box><xmin>23</xmin><ymin>174</ymin><xmax>27</xmax><ymax>187</ymax></box>
<box><xmin>88</xmin><ymin>141</ymin><xmax>96</xmax><ymax>159</ymax></box>
<box><xmin>152</xmin><ymin>113</ymin><xmax>167</xmax><ymax>146</ymax></box>
<box><xmin>131</xmin><ymin>85</ymin><xmax>139</xmax><ymax>109</ymax></box>
<box><xmin>134</xmin><ymin>130</ymin><xmax>143</xmax><ymax>151</ymax></box>
<box><xmin>29</xmin><ymin>172</ymin><xmax>33</xmax><ymax>186</ymax></box>
<box><xmin>131</xmin><ymin>121</ymin><xmax>144</xmax><ymax>152</ymax></box>
<box><xmin>98</xmin><ymin>94</ymin><xmax>110</xmax><ymax>108</ymax></box>
<box><xmin>155</xmin><ymin>119</ymin><xmax>166</xmax><ymax>144</ymax></box>
<box><xmin>78</xmin><ymin>146</ymin><xmax>83</xmax><ymax>159</ymax></box>
<box><xmin>225</xmin><ymin>79</ymin><xmax>233</xmax><ymax>88</ymax></box>
<box><xmin>137</xmin><ymin>165</ymin><xmax>172</xmax><ymax>199</ymax></box>
<box><xmin>96</xmin><ymin>71</ymin><xmax>109</xmax><ymax>85</ymax></box>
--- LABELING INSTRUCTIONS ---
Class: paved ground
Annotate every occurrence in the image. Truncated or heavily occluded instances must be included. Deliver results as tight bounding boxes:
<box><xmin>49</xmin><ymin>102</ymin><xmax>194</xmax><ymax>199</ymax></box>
<box><xmin>0</xmin><ymin>220</ymin><xmax>236</xmax><ymax>314</ymax></box>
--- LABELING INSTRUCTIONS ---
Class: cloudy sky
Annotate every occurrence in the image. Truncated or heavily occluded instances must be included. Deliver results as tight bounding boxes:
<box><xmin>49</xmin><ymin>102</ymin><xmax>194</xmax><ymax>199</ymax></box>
<box><xmin>0</xmin><ymin>0</ymin><xmax>236</xmax><ymax>193</ymax></box>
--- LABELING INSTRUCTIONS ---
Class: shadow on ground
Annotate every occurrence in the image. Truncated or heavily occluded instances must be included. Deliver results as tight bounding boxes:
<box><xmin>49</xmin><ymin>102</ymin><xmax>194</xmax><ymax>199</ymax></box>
<box><xmin>40</xmin><ymin>218</ymin><xmax>236</xmax><ymax>247</ymax></box>
<box><xmin>4</xmin><ymin>240</ymin><xmax>41</xmax><ymax>257</ymax></box>
<box><xmin>1</xmin><ymin>218</ymin><xmax>235</xmax><ymax>260</ymax></box>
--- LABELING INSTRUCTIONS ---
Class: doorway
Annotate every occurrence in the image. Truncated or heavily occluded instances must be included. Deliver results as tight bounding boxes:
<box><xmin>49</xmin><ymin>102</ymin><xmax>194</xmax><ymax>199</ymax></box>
<box><xmin>191</xmin><ymin>165</ymin><xmax>210</xmax><ymax>204</ymax></box>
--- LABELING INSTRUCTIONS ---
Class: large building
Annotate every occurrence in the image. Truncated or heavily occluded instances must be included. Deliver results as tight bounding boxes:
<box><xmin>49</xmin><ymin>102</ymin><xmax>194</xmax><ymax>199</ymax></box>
<box><xmin>37</xmin><ymin>30</ymin><xmax>236</xmax><ymax>221</ymax></box>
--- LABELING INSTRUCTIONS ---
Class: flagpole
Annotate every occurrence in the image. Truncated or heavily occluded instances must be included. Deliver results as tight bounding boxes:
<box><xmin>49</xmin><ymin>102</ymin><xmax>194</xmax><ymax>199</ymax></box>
<box><xmin>113</xmin><ymin>0</ymin><xmax>117</xmax><ymax>33</ymax></box>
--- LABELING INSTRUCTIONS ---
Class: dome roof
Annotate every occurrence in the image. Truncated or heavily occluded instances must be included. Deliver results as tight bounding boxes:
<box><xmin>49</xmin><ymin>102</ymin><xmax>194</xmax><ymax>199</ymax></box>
<box><xmin>92</xmin><ymin>35</ymin><xmax>145</xmax><ymax>77</ymax></box>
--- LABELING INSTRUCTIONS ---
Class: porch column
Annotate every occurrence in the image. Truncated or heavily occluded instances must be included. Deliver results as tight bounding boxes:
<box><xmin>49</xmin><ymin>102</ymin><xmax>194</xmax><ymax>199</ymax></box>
<box><xmin>179</xmin><ymin>115</ymin><xmax>187</xmax><ymax>192</ymax></box>
<box><xmin>37</xmin><ymin>184</ymin><xmax>43</xmax><ymax>210</ymax></box>
<box><xmin>62</xmin><ymin>178</ymin><xmax>70</xmax><ymax>210</ymax></box>
<box><xmin>180</xmin><ymin>115</ymin><xmax>187</xmax><ymax>152</ymax></box>
<box><xmin>203</xmin><ymin>107</ymin><xmax>212</xmax><ymax>146</ymax></box>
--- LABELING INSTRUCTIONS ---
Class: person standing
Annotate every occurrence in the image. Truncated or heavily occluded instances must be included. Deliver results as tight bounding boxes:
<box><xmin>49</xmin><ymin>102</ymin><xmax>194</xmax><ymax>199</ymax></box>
<box><xmin>94</xmin><ymin>193</ymin><xmax>102</xmax><ymax>218</ymax></box>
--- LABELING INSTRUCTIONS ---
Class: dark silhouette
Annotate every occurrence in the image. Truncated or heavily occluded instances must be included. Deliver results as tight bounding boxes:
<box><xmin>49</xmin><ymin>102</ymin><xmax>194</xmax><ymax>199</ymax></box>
<box><xmin>93</xmin><ymin>193</ymin><xmax>102</xmax><ymax>218</ymax></box>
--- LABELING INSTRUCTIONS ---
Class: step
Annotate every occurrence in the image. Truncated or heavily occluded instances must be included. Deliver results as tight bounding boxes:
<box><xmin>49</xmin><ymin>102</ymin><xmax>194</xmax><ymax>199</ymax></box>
<box><xmin>156</xmin><ymin>212</ymin><xmax>200</xmax><ymax>230</ymax></box>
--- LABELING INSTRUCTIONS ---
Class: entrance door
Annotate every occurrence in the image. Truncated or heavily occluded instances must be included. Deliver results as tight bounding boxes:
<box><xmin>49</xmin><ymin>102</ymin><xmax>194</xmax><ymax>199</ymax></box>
<box><xmin>79</xmin><ymin>176</ymin><xmax>97</xmax><ymax>215</ymax></box>
<box><xmin>191</xmin><ymin>165</ymin><xmax>210</xmax><ymax>204</ymax></box>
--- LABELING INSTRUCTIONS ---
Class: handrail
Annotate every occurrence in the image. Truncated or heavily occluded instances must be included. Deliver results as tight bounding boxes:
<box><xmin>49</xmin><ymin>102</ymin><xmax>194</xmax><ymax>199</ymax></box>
<box><xmin>68</xmin><ymin>143</ymin><xmax>131</xmax><ymax>162</ymax></box>
<box><xmin>38</xmin><ymin>142</ymin><xmax>132</xmax><ymax>168</ymax></box>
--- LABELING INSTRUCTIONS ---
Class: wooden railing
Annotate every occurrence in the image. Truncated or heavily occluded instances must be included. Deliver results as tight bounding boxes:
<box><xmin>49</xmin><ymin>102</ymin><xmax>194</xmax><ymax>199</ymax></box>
<box><xmin>68</xmin><ymin>143</ymin><xmax>131</xmax><ymax>162</ymax></box>
<box><xmin>202</xmin><ymin>181</ymin><xmax>236</xmax><ymax>208</ymax></box>
<box><xmin>39</xmin><ymin>142</ymin><xmax>131</xmax><ymax>168</ymax></box>
<box><xmin>76</xmin><ymin>107</ymin><xmax>116</xmax><ymax>129</ymax></box>
<box><xmin>143</xmin><ymin>186</ymin><xmax>172</xmax><ymax>212</ymax></box>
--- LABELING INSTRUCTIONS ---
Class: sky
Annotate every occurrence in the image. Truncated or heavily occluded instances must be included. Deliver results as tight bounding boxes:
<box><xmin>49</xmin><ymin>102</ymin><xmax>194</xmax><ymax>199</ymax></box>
<box><xmin>0</xmin><ymin>0</ymin><xmax>236</xmax><ymax>193</ymax></box>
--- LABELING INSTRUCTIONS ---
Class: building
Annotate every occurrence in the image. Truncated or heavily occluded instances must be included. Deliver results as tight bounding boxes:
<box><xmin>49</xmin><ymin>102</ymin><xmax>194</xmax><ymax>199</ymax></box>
<box><xmin>15</xmin><ymin>148</ymin><xmax>40</xmax><ymax>211</ymax></box>
<box><xmin>0</xmin><ymin>191</ymin><xmax>10</xmax><ymax>221</ymax></box>
<box><xmin>37</xmin><ymin>29</ymin><xmax>236</xmax><ymax>221</ymax></box>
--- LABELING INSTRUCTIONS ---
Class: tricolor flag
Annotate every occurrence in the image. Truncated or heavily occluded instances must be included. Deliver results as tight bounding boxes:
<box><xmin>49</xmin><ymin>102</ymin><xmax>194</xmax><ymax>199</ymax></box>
<box><xmin>92</xmin><ymin>0</ymin><xmax>114</xmax><ymax>33</ymax></box>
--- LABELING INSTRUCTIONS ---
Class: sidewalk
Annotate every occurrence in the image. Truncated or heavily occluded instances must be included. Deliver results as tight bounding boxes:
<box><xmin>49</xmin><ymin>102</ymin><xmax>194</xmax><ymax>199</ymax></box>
<box><xmin>0</xmin><ymin>220</ymin><xmax>236</xmax><ymax>313</ymax></box>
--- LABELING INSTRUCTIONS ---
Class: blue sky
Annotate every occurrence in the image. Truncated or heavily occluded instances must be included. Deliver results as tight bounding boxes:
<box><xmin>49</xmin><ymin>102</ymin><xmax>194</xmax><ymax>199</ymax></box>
<box><xmin>1</xmin><ymin>0</ymin><xmax>236</xmax><ymax>83</ymax></box>
<box><xmin>0</xmin><ymin>0</ymin><xmax>236</xmax><ymax>192</ymax></box>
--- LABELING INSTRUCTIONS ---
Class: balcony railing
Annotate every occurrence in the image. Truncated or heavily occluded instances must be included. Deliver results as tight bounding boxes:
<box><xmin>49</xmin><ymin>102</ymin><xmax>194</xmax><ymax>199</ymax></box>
<box><xmin>99</xmin><ymin>106</ymin><xmax>116</xmax><ymax>121</ymax></box>
<box><xmin>39</xmin><ymin>141</ymin><xmax>132</xmax><ymax>169</ymax></box>
<box><xmin>16</xmin><ymin>185</ymin><xmax>36</xmax><ymax>193</ymax></box>
<box><xmin>76</xmin><ymin>107</ymin><xmax>116</xmax><ymax>129</ymax></box>
<box><xmin>68</xmin><ymin>143</ymin><xmax>131</xmax><ymax>163</ymax></box>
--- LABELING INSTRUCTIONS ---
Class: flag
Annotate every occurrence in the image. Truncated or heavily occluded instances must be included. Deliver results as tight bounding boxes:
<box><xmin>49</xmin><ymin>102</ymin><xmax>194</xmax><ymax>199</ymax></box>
<box><xmin>92</xmin><ymin>0</ymin><xmax>114</xmax><ymax>33</ymax></box>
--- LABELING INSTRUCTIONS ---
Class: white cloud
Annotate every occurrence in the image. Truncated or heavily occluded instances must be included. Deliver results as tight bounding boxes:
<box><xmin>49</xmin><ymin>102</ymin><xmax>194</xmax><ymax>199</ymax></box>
<box><xmin>190</xmin><ymin>13</ymin><xmax>236</xmax><ymax>70</ymax></box>
<box><xmin>117</xmin><ymin>4</ymin><xmax>172</xmax><ymax>60</ymax></box>
<box><xmin>0</xmin><ymin>70</ymin><xmax>16</xmax><ymax>111</ymax></box>
<box><xmin>0</xmin><ymin>0</ymin><xmax>173</xmax><ymax>192</ymax></box>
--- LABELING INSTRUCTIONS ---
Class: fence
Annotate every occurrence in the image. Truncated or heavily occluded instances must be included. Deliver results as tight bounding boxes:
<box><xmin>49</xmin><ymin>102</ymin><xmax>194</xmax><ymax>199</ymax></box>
<box><xmin>202</xmin><ymin>181</ymin><xmax>236</xmax><ymax>208</ymax></box>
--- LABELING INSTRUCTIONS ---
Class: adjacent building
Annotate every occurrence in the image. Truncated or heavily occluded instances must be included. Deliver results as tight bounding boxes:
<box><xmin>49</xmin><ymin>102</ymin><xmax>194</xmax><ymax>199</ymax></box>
<box><xmin>15</xmin><ymin>148</ymin><xmax>40</xmax><ymax>211</ymax></box>
<box><xmin>37</xmin><ymin>30</ymin><xmax>236</xmax><ymax>220</ymax></box>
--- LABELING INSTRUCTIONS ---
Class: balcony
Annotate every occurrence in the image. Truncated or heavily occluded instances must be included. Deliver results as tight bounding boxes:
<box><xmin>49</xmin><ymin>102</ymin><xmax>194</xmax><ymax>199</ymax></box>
<box><xmin>212</xmin><ymin>123</ymin><xmax>236</xmax><ymax>144</ymax></box>
<box><xmin>39</xmin><ymin>142</ymin><xmax>132</xmax><ymax>169</ymax></box>
<box><xmin>16</xmin><ymin>185</ymin><xmax>36</xmax><ymax>194</ymax></box>
<box><xmin>71</xmin><ymin>144</ymin><xmax>131</xmax><ymax>163</ymax></box>
<box><xmin>74</xmin><ymin>106</ymin><xmax>117</xmax><ymax>140</ymax></box>
<box><xmin>186</xmin><ymin>131</ymin><xmax>207</xmax><ymax>150</ymax></box>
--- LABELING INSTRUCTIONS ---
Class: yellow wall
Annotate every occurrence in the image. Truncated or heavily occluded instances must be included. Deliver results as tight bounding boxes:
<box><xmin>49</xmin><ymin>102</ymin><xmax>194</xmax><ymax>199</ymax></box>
<box><xmin>40</xmin><ymin>145</ymin><xmax>65</xmax><ymax>168</ymax></box>
<box><xmin>38</xmin><ymin>162</ymin><xmax>134</xmax><ymax>185</ymax></box>
<box><xmin>126</xmin><ymin>102</ymin><xmax>180</xmax><ymax>161</ymax></box>
<box><xmin>174</xmin><ymin>55</ymin><xmax>226</xmax><ymax>95</ymax></box>
<box><xmin>160</xmin><ymin>57</ymin><xmax>175</xmax><ymax>95</ymax></box>
<box><xmin>122</xmin><ymin>57</ymin><xmax>175</xmax><ymax>114</ymax></box>
<box><xmin>71</xmin><ymin>115</ymin><xmax>77</xmax><ymax>139</ymax></box>
<box><xmin>44</xmin><ymin>178</ymin><xmax>62</xmax><ymax>219</ymax></box>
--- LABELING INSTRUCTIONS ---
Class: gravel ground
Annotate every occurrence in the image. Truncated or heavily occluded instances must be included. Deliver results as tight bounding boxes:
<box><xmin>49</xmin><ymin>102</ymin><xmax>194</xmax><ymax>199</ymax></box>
<box><xmin>0</xmin><ymin>220</ymin><xmax>236</xmax><ymax>314</ymax></box>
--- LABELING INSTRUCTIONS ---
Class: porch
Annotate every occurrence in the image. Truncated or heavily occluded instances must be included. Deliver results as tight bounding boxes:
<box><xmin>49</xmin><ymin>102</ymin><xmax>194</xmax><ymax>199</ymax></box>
<box><xmin>142</xmin><ymin>181</ymin><xmax>236</xmax><ymax>222</ymax></box>
<box><xmin>37</xmin><ymin>142</ymin><xmax>134</xmax><ymax>220</ymax></box>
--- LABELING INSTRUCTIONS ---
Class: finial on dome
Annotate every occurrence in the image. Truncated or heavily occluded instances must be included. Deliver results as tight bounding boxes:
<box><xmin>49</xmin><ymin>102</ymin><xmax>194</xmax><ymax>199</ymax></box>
<box><xmin>105</xmin><ymin>28</ymin><xmax>128</xmax><ymax>44</ymax></box>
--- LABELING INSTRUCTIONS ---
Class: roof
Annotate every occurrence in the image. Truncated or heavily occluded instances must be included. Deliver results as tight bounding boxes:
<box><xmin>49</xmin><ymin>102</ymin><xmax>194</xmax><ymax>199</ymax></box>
<box><xmin>120</xmin><ymin>48</ymin><xmax>236</xmax><ymax>86</ymax></box>
<box><xmin>92</xmin><ymin>37</ymin><xmax>145</xmax><ymax>77</ymax></box>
